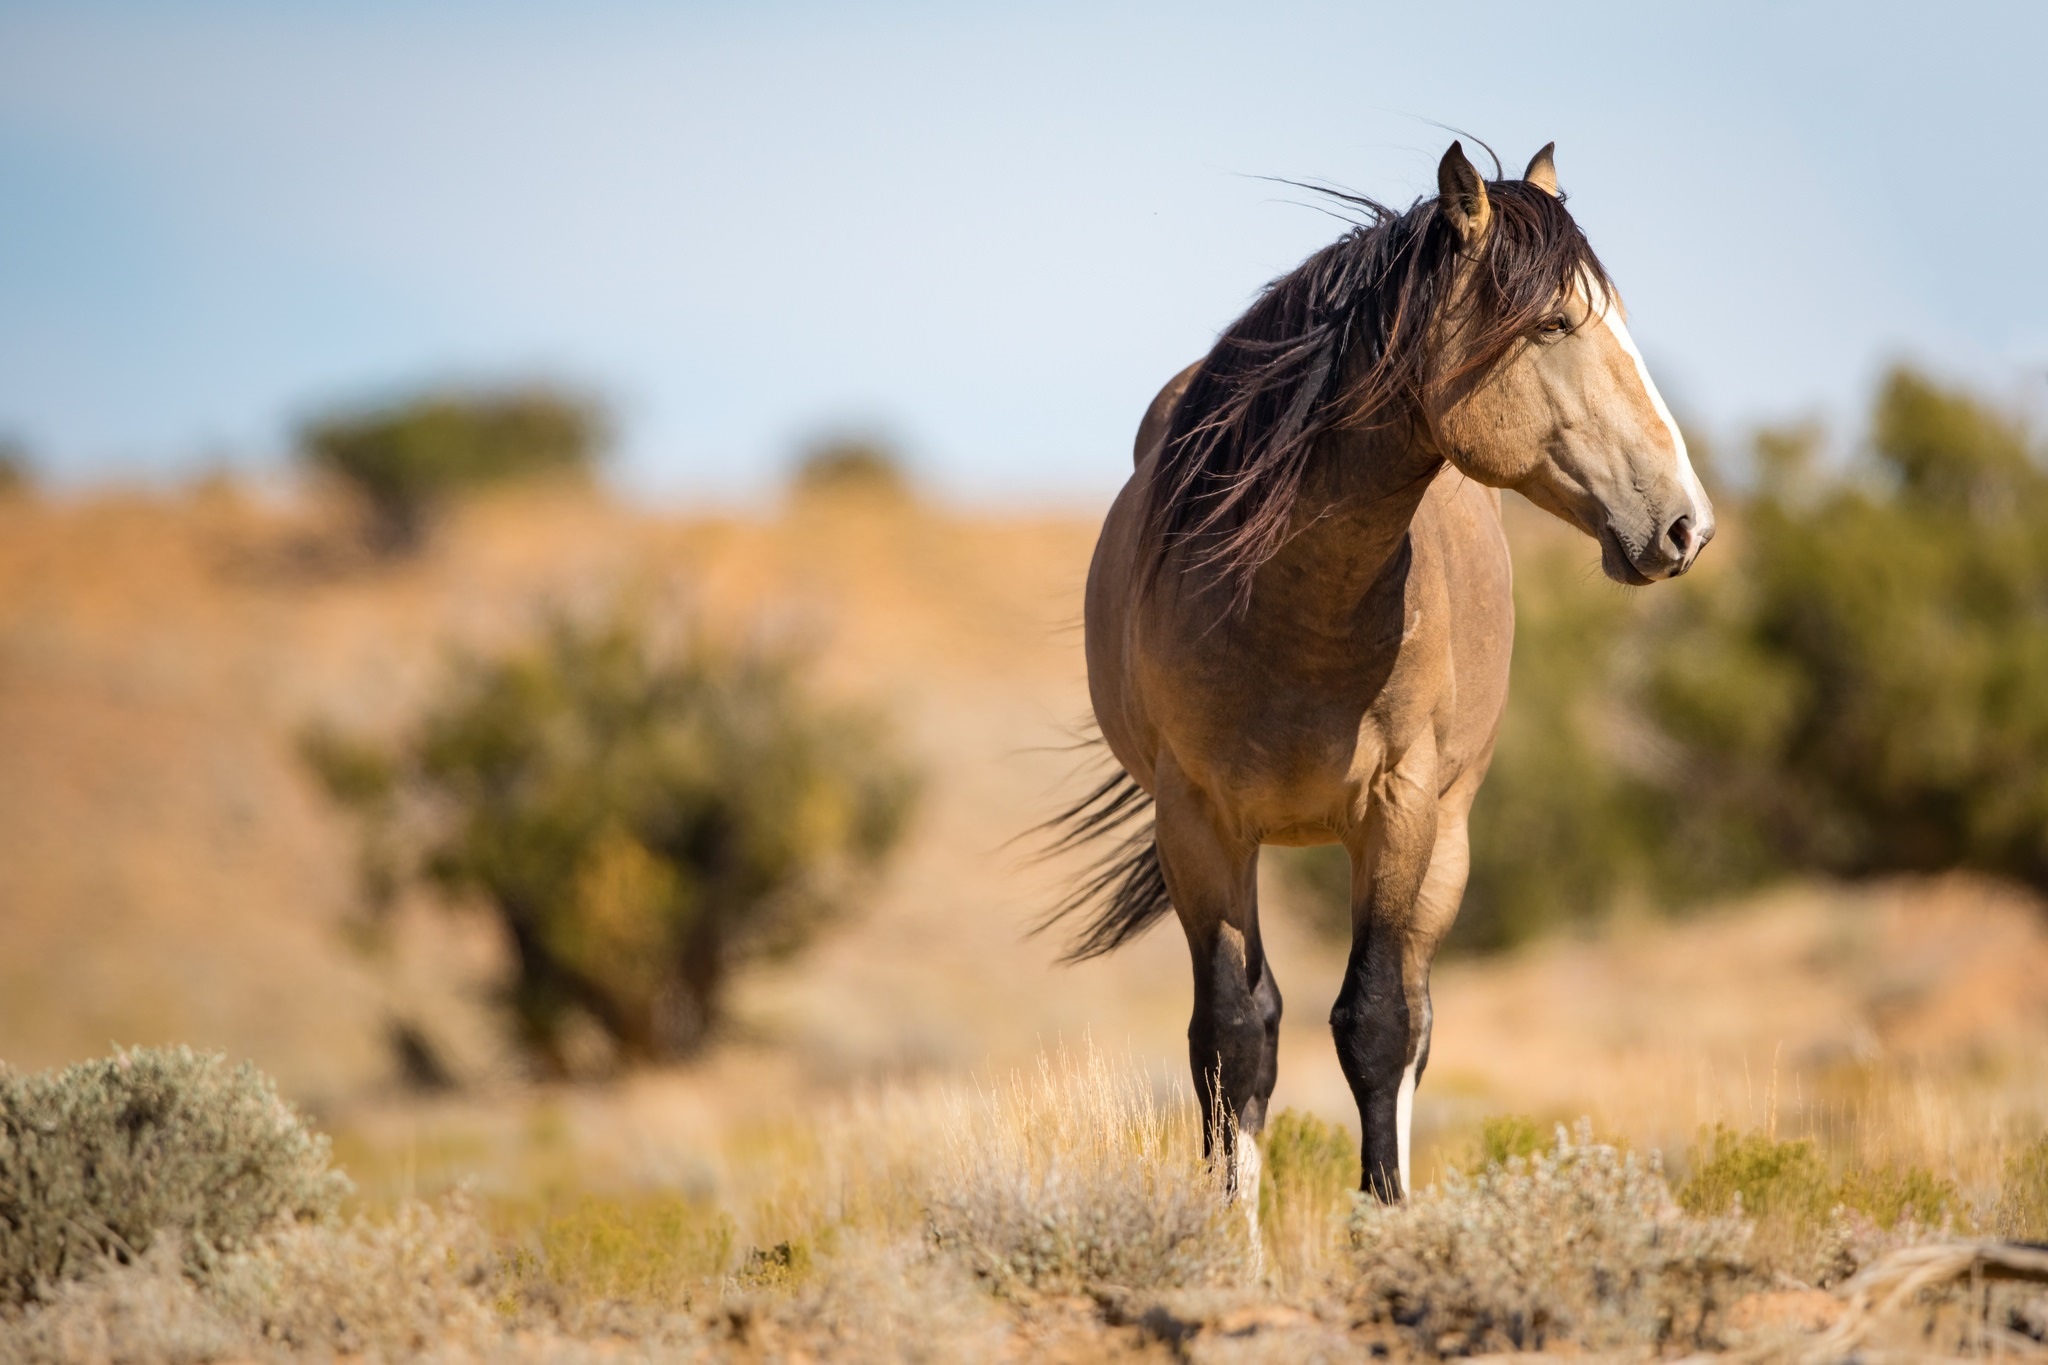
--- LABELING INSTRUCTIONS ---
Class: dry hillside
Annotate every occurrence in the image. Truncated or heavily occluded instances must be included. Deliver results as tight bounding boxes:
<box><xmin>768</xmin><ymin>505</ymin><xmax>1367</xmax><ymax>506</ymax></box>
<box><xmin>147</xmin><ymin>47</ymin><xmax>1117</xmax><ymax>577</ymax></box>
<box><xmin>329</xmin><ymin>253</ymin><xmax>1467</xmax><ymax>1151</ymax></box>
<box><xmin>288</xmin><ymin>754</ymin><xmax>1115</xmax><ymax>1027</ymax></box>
<box><xmin>2</xmin><ymin>484</ymin><xmax>2046</xmax><ymax>1159</ymax></box>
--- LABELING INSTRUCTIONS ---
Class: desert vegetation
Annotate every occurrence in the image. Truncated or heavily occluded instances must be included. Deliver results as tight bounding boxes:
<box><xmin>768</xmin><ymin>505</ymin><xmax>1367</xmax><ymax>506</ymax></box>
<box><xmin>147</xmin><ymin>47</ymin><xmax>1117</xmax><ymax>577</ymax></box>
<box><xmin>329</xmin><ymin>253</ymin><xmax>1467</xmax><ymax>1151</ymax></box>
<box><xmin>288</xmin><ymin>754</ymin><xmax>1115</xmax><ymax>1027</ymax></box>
<box><xmin>788</xmin><ymin>434</ymin><xmax>916</xmax><ymax>504</ymax></box>
<box><xmin>5</xmin><ymin>1045</ymin><xmax>2047</xmax><ymax>1362</ymax></box>
<box><xmin>297</xmin><ymin>384</ymin><xmax>606</xmax><ymax>555</ymax></box>
<box><xmin>0</xmin><ymin>438</ymin><xmax>30</xmax><ymax>499</ymax></box>
<box><xmin>5</xmin><ymin>358</ymin><xmax>2048</xmax><ymax>1359</ymax></box>
<box><xmin>301</xmin><ymin>605</ymin><xmax>917</xmax><ymax>1074</ymax></box>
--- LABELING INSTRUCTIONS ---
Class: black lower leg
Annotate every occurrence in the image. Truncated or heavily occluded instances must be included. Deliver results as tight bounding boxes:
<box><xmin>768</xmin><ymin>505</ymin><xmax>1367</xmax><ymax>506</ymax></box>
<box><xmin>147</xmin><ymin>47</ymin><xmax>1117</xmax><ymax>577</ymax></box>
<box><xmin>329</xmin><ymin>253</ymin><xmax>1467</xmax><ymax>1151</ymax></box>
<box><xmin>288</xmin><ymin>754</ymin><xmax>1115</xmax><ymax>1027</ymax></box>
<box><xmin>1329</xmin><ymin>923</ymin><xmax>1412</xmax><ymax>1201</ymax></box>
<box><xmin>1188</xmin><ymin>929</ymin><xmax>1281</xmax><ymax>1161</ymax></box>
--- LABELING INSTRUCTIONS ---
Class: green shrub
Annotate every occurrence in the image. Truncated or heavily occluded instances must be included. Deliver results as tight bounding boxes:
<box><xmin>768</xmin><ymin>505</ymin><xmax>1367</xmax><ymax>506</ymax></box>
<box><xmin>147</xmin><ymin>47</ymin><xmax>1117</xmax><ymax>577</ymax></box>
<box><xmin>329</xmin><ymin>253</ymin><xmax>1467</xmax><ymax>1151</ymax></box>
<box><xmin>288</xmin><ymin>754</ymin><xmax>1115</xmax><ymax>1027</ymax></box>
<box><xmin>0</xmin><ymin>437</ymin><xmax>31</xmax><ymax>500</ymax></box>
<box><xmin>1284</xmin><ymin>367</ymin><xmax>2048</xmax><ymax>950</ymax></box>
<box><xmin>789</xmin><ymin>435</ymin><xmax>913</xmax><ymax>502</ymax></box>
<box><xmin>1470</xmin><ymin>1113</ymin><xmax>1550</xmax><ymax>1171</ymax></box>
<box><xmin>496</xmin><ymin>1192</ymin><xmax>734</xmax><ymax>1309</ymax></box>
<box><xmin>304</xmin><ymin>606</ymin><xmax>918</xmax><ymax>1073</ymax></box>
<box><xmin>1679</xmin><ymin>1126</ymin><xmax>1957</xmax><ymax>1238</ymax></box>
<box><xmin>1350</xmin><ymin>1122</ymin><xmax>1752</xmax><ymax>1354</ymax></box>
<box><xmin>0</xmin><ymin>1047</ymin><xmax>347</xmax><ymax>1306</ymax></box>
<box><xmin>298</xmin><ymin>384</ymin><xmax>605</xmax><ymax>554</ymax></box>
<box><xmin>1259</xmin><ymin>1109</ymin><xmax>1357</xmax><ymax>1220</ymax></box>
<box><xmin>1258</xmin><ymin>1109</ymin><xmax>1356</xmax><ymax>1275</ymax></box>
<box><xmin>1456</xmin><ymin>529</ymin><xmax>1685</xmax><ymax>950</ymax></box>
<box><xmin>1679</xmin><ymin>1127</ymin><xmax>1833</xmax><ymax>1228</ymax></box>
<box><xmin>1833</xmin><ymin>1162</ymin><xmax>1960</xmax><ymax>1232</ymax></box>
<box><xmin>1638</xmin><ymin>368</ymin><xmax>2048</xmax><ymax>892</ymax></box>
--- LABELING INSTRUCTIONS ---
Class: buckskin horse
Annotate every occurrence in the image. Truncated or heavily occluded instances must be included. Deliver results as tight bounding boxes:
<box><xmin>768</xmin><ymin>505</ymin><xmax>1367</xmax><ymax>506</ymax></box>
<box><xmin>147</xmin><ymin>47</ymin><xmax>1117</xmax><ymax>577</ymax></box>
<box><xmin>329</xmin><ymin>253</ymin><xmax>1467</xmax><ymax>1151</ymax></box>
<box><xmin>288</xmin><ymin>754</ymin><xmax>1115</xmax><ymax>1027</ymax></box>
<box><xmin>1046</xmin><ymin>141</ymin><xmax>1712</xmax><ymax>1202</ymax></box>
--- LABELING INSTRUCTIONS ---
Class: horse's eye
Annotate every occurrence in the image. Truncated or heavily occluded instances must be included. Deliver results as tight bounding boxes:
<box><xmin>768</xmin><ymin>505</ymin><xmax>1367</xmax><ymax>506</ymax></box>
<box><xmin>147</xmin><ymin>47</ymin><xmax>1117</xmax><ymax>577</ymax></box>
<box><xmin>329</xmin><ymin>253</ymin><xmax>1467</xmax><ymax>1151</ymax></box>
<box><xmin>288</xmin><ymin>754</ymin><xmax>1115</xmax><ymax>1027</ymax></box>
<box><xmin>1539</xmin><ymin>315</ymin><xmax>1572</xmax><ymax>337</ymax></box>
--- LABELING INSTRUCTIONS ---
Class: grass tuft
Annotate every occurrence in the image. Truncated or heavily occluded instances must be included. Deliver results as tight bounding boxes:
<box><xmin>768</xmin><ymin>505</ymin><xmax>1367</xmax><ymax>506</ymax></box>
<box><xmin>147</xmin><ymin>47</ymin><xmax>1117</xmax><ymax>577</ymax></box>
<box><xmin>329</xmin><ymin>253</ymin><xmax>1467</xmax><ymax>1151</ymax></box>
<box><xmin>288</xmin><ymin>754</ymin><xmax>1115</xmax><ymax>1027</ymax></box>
<box><xmin>924</xmin><ymin>1047</ymin><xmax>1250</xmax><ymax>1295</ymax></box>
<box><xmin>494</xmin><ymin>1191</ymin><xmax>734</xmax><ymax>1314</ymax></box>
<box><xmin>1471</xmin><ymin>1112</ymin><xmax>1550</xmax><ymax>1170</ymax></box>
<box><xmin>1680</xmin><ymin>1126</ymin><xmax>1834</xmax><ymax>1226</ymax></box>
<box><xmin>1257</xmin><ymin>1109</ymin><xmax>1357</xmax><ymax>1285</ymax></box>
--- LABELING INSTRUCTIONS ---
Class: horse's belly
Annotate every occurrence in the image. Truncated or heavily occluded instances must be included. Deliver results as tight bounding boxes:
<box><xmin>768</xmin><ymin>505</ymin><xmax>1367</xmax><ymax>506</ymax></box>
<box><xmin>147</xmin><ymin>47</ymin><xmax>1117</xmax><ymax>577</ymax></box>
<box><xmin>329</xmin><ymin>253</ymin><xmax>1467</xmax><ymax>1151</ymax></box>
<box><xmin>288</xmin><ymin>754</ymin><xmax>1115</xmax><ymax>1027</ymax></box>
<box><xmin>1261</xmin><ymin>822</ymin><xmax>1346</xmax><ymax>848</ymax></box>
<box><xmin>1157</xmin><ymin>692</ymin><xmax>1390</xmax><ymax>838</ymax></box>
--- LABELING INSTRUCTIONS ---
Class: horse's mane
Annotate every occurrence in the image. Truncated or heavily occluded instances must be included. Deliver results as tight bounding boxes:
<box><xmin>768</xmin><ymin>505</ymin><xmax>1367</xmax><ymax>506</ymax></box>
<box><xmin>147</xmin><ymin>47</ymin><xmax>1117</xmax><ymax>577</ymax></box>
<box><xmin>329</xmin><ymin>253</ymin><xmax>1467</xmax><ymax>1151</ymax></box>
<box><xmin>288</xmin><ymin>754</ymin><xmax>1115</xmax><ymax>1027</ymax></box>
<box><xmin>1143</xmin><ymin>177</ymin><xmax>1611</xmax><ymax>603</ymax></box>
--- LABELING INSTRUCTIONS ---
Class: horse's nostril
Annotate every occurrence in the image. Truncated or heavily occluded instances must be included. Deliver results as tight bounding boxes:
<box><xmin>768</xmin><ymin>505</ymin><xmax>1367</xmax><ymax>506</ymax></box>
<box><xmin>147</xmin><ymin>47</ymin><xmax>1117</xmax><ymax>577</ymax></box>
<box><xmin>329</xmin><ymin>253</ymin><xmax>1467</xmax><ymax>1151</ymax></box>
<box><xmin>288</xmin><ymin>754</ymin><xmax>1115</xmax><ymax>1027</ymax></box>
<box><xmin>1666</xmin><ymin>514</ymin><xmax>1694</xmax><ymax>559</ymax></box>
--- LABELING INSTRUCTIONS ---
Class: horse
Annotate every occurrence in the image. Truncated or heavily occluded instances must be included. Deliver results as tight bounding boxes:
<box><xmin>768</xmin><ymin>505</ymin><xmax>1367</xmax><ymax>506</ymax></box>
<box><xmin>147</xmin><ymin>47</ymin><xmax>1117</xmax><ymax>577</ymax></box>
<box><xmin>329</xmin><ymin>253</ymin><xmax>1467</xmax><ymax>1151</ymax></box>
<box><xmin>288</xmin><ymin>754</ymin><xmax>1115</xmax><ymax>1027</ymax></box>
<box><xmin>1045</xmin><ymin>141</ymin><xmax>1713</xmax><ymax>1203</ymax></box>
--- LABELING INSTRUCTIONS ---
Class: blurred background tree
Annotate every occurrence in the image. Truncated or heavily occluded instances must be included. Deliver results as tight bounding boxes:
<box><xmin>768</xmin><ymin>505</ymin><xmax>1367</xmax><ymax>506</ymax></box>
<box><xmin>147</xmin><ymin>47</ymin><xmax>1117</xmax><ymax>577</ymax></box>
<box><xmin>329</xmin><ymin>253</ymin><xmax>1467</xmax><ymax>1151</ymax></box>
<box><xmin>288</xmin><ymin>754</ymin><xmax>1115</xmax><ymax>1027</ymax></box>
<box><xmin>303</xmin><ymin>606</ymin><xmax>919</xmax><ymax>1075</ymax></box>
<box><xmin>788</xmin><ymin>434</ymin><xmax>914</xmax><ymax>504</ymax></box>
<box><xmin>1284</xmin><ymin>365</ymin><xmax>2048</xmax><ymax>951</ymax></box>
<box><xmin>1638</xmin><ymin>366</ymin><xmax>2048</xmax><ymax>892</ymax></box>
<box><xmin>297</xmin><ymin>384</ymin><xmax>606</xmax><ymax>555</ymax></box>
<box><xmin>0</xmin><ymin>435</ymin><xmax>34</xmax><ymax>499</ymax></box>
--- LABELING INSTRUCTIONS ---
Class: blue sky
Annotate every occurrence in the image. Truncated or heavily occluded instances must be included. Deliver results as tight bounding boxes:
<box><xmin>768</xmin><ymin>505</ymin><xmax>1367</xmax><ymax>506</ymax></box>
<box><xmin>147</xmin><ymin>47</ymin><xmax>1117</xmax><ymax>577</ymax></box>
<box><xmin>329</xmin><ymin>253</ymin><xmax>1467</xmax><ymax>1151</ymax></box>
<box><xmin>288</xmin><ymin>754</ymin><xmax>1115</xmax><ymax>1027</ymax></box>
<box><xmin>2</xmin><ymin>1</ymin><xmax>2044</xmax><ymax>502</ymax></box>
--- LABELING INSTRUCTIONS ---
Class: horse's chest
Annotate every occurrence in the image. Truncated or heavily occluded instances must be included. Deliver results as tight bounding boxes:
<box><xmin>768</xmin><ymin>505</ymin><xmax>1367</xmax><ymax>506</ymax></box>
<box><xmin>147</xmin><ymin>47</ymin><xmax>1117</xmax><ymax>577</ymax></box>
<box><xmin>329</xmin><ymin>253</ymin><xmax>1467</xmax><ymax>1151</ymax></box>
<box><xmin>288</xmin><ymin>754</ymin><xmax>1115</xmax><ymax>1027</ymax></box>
<box><xmin>1148</xmin><ymin>614</ymin><xmax>1441</xmax><ymax>805</ymax></box>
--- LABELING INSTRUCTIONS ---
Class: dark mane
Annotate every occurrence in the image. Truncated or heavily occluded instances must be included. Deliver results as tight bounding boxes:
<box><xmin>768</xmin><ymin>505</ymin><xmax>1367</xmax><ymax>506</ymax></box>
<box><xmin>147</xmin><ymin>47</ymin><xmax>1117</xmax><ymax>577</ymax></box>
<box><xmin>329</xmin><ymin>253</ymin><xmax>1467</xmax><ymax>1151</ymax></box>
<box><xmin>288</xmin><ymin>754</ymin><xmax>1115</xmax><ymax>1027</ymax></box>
<box><xmin>1142</xmin><ymin>178</ymin><xmax>1611</xmax><ymax>601</ymax></box>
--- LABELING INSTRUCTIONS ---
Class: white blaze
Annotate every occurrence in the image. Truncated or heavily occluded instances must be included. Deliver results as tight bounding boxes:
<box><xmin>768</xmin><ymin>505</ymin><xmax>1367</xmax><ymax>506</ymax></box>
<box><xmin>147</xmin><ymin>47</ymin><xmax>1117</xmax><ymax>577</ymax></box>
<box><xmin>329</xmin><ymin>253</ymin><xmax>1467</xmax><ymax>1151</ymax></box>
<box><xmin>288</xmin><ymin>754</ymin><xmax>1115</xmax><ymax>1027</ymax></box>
<box><xmin>1582</xmin><ymin>274</ymin><xmax>1710</xmax><ymax>525</ymax></box>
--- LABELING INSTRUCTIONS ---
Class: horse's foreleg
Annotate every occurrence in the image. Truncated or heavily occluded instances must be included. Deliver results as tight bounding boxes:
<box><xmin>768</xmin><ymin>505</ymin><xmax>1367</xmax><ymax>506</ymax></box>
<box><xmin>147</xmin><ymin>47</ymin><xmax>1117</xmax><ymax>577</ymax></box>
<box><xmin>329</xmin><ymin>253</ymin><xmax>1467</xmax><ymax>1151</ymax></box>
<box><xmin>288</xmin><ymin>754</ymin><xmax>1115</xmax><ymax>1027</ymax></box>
<box><xmin>1332</xmin><ymin>739</ymin><xmax>1463</xmax><ymax>1202</ymax></box>
<box><xmin>1152</xmin><ymin>763</ymin><xmax>1278</xmax><ymax>1180</ymax></box>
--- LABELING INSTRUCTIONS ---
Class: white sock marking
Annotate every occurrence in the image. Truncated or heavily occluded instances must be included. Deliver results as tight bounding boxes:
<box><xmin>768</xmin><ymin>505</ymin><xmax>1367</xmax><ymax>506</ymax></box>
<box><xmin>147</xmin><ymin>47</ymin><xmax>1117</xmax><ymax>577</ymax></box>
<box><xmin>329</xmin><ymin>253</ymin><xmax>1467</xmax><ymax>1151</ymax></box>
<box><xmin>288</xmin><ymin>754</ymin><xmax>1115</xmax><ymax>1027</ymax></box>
<box><xmin>1395</xmin><ymin>1059</ymin><xmax>1418</xmax><ymax>1194</ymax></box>
<box><xmin>1235</xmin><ymin>1134</ymin><xmax>1266</xmax><ymax>1272</ymax></box>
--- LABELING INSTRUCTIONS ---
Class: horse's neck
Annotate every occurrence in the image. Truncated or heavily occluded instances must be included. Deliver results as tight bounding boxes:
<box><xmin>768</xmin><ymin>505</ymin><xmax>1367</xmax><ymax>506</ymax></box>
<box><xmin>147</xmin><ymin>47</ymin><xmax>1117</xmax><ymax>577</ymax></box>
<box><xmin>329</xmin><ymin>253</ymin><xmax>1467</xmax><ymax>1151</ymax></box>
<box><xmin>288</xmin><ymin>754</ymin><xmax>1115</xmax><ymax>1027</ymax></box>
<box><xmin>1254</xmin><ymin>424</ymin><xmax>1444</xmax><ymax>614</ymax></box>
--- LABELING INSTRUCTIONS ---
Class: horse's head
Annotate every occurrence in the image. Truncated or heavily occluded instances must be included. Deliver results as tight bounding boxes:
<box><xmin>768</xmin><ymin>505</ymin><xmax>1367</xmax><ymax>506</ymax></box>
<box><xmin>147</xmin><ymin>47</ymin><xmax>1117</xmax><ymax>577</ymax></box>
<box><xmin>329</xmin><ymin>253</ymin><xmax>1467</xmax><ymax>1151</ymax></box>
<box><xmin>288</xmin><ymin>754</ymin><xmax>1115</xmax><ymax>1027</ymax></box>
<box><xmin>1430</xmin><ymin>142</ymin><xmax>1713</xmax><ymax>584</ymax></box>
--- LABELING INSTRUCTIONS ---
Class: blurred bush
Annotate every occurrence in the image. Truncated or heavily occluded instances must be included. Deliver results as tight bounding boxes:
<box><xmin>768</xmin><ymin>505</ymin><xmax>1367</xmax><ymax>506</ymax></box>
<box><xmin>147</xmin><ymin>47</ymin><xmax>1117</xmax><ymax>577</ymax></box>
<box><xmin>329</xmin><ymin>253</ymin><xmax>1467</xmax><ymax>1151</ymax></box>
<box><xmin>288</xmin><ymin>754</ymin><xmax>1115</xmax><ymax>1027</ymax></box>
<box><xmin>0</xmin><ymin>435</ymin><xmax>33</xmax><ymax>499</ymax></box>
<box><xmin>297</xmin><ymin>384</ymin><xmax>605</xmax><ymax>554</ymax></box>
<box><xmin>789</xmin><ymin>435</ymin><xmax>913</xmax><ymax>503</ymax></box>
<box><xmin>0</xmin><ymin>1046</ymin><xmax>347</xmax><ymax>1306</ymax></box>
<box><xmin>1637</xmin><ymin>366</ymin><xmax>2048</xmax><ymax>893</ymax></box>
<box><xmin>1285</xmin><ymin>365</ymin><xmax>2048</xmax><ymax>952</ymax></box>
<box><xmin>303</xmin><ymin>606</ymin><xmax>917</xmax><ymax>1075</ymax></box>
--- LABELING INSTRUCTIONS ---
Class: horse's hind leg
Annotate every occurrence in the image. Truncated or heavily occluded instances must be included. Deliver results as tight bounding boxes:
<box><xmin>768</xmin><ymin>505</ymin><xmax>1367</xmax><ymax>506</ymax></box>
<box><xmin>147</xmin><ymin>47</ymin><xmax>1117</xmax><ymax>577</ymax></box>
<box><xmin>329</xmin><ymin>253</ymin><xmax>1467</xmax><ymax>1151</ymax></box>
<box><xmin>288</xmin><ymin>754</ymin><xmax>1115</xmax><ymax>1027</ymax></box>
<box><xmin>1151</xmin><ymin>762</ymin><xmax>1280</xmax><ymax>1188</ymax></box>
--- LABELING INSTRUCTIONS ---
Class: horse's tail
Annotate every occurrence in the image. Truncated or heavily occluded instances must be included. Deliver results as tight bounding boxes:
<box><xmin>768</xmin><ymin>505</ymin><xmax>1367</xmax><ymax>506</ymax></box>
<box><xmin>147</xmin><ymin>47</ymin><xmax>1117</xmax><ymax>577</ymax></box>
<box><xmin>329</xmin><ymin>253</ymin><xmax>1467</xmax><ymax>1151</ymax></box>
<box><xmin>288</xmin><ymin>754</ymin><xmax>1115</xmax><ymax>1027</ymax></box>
<box><xmin>1032</xmin><ymin>761</ymin><xmax>1174</xmax><ymax>962</ymax></box>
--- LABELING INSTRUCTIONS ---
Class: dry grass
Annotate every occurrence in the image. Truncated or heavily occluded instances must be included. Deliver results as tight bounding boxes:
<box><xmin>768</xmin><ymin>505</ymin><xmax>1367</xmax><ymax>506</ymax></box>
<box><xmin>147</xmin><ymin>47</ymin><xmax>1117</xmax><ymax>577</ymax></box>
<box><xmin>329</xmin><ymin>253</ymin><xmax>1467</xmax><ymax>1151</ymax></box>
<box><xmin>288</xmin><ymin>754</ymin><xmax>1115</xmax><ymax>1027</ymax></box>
<box><xmin>7</xmin><ymin>494</ymin><xmax>2048</xmax><ymax>1358</ymax></box>
<box><xmin>924</xmin><ymin>1048</ymin><xmax>1248</xmax><ymax>1295</ymax></box>
<box><xmin>0</xmin><ymin>1200</ymin><xmax>500</xmax><ymax>1365</ymax></box>
<box><xmin>9</xmin><ymin>1046</ymin><xmax>2048</xmax><ymax>1362</ymax></box>
<box><xmin>2001</xmin><ymin>1135</ymin><xmax>2048</xmax><ymax>1241</ymax></box>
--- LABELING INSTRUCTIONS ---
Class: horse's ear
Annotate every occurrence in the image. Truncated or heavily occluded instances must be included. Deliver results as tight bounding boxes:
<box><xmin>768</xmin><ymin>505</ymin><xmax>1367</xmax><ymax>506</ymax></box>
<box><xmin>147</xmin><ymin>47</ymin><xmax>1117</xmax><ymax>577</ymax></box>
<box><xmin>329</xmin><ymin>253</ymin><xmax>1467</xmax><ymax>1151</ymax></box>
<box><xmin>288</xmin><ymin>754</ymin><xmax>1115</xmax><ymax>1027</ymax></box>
<box><xmin>1437</xmin><ymin>140</ymin><xmax>1492</xmax><ymax>245</ymax></box>
<box><xmin>1524</xmin><ymin>142</ymin><xmax>1559</xmax><ymax>196</ymax></box>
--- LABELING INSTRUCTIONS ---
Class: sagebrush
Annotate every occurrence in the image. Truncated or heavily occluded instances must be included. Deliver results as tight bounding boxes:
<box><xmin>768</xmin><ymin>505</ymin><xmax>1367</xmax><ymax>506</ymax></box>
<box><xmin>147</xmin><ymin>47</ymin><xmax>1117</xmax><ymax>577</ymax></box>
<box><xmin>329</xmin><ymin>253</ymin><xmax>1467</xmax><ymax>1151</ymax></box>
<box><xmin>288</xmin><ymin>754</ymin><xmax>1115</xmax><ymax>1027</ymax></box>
<box><xmin>0</xmin><ymin>1047</ymin><xmax>347</xmax><ymax>1307</ymax></box>
<box><xmin>6</xmin><ymin>1049</ymin><xmax>2037</xmax><ymax>1360</ymax></box>
<box><xmin>1350</xmin><ymin>1121</ymin><xmax>1754</xmax><ymax>1355</ymax></box>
